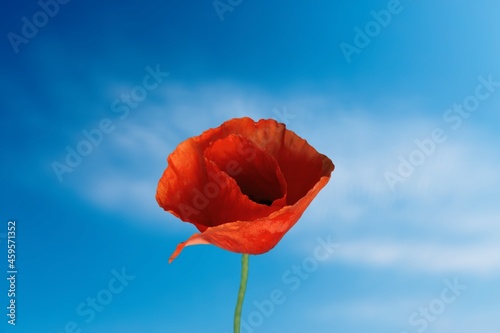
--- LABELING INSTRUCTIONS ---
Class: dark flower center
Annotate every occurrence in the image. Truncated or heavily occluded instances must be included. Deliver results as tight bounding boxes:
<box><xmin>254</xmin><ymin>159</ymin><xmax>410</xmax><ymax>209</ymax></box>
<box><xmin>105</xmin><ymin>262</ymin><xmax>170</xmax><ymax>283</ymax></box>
<box><xmin>205</xmin><ymin>135</ymin><xmax>286</xmax><ymax>207</ymax></box>
<box><xmin>241</xmin><ymin>191</ymin><xmax>275</xmax><ymax>206</ymax></box>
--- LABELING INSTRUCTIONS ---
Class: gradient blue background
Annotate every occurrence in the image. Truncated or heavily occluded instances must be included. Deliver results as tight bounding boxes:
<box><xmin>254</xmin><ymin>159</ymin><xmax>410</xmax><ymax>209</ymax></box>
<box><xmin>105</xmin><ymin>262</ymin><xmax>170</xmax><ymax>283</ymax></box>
<box><xmin>1</xmin><ymin>0</ymin><xmax>500</xmax><ymax>332</ymax></box>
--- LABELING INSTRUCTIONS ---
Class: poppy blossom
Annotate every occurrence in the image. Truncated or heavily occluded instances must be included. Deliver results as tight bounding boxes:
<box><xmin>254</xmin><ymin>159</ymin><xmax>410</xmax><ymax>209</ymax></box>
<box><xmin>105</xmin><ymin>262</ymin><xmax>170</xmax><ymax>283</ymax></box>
<box><xmin>156</xmin><ymin>117</ymin><xmax>334</xmax><ymax>262</ymax></box>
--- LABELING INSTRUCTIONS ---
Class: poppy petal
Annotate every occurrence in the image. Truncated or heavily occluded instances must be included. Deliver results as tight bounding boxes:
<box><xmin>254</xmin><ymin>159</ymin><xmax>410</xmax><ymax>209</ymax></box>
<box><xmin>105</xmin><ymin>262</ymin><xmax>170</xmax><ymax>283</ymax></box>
<box><xmin>198</xmin><ymin>134</ymin><xmax>287</xmax><ymax>226</ymax></box>
<box><xmin>204</xmin><ymin>134</ymin><xmax>287</xmax><ymax>207</ymax></box>
<box><xmin>168</xmin><ymin>163</ymin><xmax>332</xmax><ymax>263</ymax></box>
<box><xmin>156</xmin><ymin>128</ymin><xmax>289</xmax><ymax>229</ymax></box>
<box><xmin>157</xmin><ymin>117</ymin><xmax>335</xmax><ymax>262</ymax></box>
<box><xmin>209</xmin><ymin>117</ymin><xmax>331</xmax><ymax>204</ymax></box>
<box><xmin>156</xmin><ymin>137</ymin><xmax>216</xmax><ymax>229</ymax></box>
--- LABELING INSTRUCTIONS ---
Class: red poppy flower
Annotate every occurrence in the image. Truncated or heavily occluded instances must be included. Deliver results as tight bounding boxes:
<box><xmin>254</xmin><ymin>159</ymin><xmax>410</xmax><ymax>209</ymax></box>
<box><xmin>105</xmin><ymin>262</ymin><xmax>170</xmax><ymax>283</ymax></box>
<box><xmin>156</xmin><ymin>117</ymin><xmax>334</xmax><ymax>262</ymax></box>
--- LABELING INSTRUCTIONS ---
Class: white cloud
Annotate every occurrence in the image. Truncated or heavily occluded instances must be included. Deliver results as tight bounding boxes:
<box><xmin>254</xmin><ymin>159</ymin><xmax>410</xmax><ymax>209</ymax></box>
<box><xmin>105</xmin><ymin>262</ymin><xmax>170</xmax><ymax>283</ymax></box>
<box><xmin>335</xmin><ymin>239</ymin><xmax>500</xmax><ymax>276</ymax></box>
<box><xmin>70</xmin><ymin>82</ymin><xmax>500</xmax><ymax>264</ymax></box>
<box><xmin>307</xmin><ymin>296</ymin><xmax>500</xmax><ymax>333</ymax></box>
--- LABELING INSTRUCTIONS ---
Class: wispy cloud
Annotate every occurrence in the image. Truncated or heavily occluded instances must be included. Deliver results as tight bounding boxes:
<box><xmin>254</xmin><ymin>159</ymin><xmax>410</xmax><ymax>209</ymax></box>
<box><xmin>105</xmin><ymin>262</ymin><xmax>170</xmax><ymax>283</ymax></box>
<box><xmin>67</xmin><ymin>83</ymin><xmax>500</xmax><ymax>277</ymax></box>
<box><xmin>334</xmin><ymin>240</ymin><xmax>500</xmax><ymax>276</ymax></box>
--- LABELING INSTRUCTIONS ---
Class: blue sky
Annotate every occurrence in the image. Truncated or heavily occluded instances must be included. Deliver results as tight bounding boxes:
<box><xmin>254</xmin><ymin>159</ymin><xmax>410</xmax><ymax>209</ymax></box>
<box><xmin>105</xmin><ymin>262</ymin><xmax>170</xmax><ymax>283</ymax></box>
<box><xmin>1</xmin><ymin>0</ymin><xmax>500</xmax><ymax>332</ymax></box>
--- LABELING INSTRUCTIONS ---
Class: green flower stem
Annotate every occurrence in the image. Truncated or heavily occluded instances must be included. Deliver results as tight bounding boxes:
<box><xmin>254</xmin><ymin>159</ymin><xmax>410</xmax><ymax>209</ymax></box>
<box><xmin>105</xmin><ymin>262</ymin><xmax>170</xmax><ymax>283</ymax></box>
<box><xmin>234</xmin><ymin>254</ymin><xmax>249</xmax><ymax>333</ymax></box>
